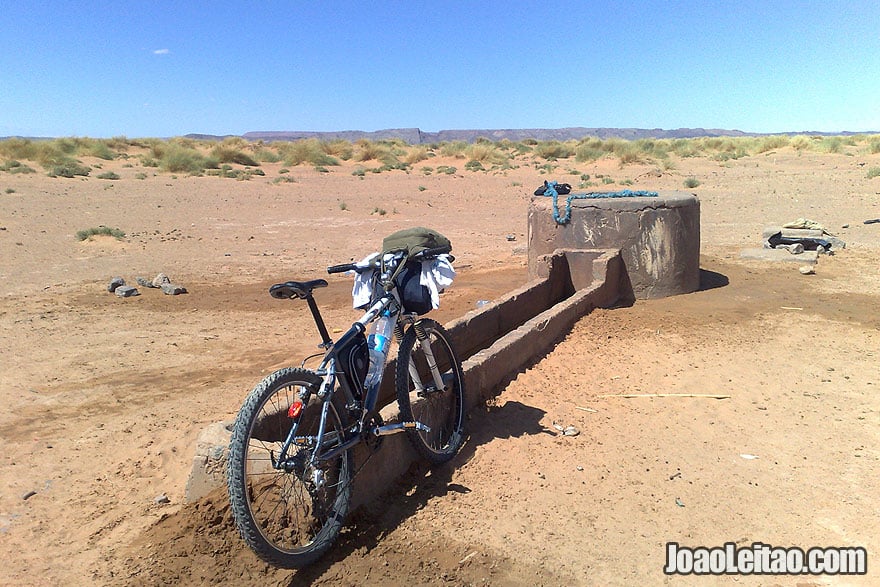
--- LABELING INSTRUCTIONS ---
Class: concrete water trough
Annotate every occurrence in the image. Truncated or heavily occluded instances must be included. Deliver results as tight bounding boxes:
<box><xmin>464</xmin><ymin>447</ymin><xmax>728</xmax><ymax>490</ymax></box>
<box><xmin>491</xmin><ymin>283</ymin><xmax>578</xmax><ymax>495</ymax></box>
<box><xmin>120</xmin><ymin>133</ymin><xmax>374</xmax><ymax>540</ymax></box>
<box><xmin>185</xmin><ymin>249</ymin><xmax>627</xmax><ymax>504</ymax></box>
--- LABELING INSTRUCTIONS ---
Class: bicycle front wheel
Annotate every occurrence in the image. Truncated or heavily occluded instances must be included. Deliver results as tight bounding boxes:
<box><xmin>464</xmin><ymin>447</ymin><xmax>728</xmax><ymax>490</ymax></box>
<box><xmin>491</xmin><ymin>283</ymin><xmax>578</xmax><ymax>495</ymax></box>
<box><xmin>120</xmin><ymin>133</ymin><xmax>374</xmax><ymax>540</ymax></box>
<box><xmin>395</xmin><ymin>319</ymin><xmax>465</xmax><ymax>464</ymax></box>
<box><xmin>226</xmin><ymin>367</ymin><xmax>352</xmax><ymax>569</ymax></box>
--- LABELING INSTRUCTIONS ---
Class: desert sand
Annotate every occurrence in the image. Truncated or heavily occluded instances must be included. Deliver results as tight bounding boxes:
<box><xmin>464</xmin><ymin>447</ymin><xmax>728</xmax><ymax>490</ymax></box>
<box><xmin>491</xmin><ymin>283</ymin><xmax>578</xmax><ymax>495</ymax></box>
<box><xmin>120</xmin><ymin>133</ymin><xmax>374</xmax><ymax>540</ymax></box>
<box><xmin>1</xmin><ymin>143</ymin><xmax>878</xmax><ymax>586</ymax></box>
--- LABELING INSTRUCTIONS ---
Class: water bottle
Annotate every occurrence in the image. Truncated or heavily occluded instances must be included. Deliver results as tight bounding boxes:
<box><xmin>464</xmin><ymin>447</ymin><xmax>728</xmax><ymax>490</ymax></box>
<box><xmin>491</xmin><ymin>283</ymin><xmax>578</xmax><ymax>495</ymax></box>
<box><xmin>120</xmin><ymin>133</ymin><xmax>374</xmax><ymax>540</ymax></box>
<box><xmin>364</xmin><ymin>313</ymin><xmax>394</xmax><ymax>391</ymax></box>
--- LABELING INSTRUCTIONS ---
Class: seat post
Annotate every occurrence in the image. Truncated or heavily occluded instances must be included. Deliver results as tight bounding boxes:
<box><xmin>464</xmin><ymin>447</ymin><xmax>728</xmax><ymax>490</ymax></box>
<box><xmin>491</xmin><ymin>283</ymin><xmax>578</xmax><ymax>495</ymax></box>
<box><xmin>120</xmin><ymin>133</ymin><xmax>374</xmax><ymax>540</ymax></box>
<box><xmin>304</xmin><ymin>294</ymin><xmax>332</xmax><ymax>347</ymax></box>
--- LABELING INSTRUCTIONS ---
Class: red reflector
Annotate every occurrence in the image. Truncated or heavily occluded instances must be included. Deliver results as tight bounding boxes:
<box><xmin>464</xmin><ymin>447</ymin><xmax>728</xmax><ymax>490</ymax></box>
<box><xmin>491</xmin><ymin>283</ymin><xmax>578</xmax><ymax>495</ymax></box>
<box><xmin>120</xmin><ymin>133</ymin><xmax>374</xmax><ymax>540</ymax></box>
<box><xmin>288</xmin><ymin>401</ymin><xmax>304</xmax><ymax>419</ymax></box>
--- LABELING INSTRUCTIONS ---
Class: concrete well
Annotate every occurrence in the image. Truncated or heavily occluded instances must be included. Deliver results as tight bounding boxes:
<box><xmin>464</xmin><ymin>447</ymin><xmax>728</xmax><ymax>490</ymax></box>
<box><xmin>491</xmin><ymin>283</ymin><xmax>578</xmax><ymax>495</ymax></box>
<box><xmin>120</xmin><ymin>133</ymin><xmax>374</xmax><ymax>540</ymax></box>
<box><xmin>528</xmin><ymin>191</ymin><xmax>700</xmax><ymax>299</ymax></box>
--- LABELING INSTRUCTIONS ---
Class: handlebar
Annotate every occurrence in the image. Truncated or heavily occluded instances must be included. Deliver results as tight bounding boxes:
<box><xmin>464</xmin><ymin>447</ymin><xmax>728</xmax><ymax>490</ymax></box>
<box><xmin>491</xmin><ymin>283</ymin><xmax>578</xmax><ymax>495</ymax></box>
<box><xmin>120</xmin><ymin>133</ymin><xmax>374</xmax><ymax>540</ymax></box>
<box><xmin>326</xmin><ymin>246</ymin><xmax>452</xmax><ymax>275</ymax></box>
<box><xmin>327</xmin><ymin>263</ymin><xmax>356</xmax><ymax>274</ymax></box>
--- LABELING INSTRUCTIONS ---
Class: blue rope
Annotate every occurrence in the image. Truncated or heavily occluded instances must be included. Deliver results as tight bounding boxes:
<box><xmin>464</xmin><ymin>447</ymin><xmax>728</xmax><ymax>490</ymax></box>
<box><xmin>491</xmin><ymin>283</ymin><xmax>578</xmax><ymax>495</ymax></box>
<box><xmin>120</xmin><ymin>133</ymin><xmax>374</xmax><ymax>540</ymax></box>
<box><xmin>539</xmin><ymin>181</ymin><xmax>658</xmax><ymax>224</ymax></box>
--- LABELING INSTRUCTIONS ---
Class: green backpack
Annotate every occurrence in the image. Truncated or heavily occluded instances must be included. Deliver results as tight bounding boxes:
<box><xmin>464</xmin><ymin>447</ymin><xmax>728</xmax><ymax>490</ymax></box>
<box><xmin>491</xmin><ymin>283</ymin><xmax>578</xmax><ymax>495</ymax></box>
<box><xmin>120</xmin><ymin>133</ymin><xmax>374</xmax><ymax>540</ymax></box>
<box><xmin>381</xmin><ymin>227</ymin><xmax>452</xmax><ymax>256</ymax></box>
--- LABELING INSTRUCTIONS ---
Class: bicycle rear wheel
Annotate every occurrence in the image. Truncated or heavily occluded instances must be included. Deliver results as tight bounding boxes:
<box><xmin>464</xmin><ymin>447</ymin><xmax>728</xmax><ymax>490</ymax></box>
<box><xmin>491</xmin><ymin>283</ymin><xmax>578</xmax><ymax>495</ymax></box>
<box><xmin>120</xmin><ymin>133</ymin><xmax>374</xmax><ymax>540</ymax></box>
<box><xmin>395</xmin><ymin>319</ymin><xmax>465</xmax><ymax>464</ymax></box>
<box><xmin>226</xmin><ymin>367</ymin><xmax>352</xmax><ymax>569</ymax></box>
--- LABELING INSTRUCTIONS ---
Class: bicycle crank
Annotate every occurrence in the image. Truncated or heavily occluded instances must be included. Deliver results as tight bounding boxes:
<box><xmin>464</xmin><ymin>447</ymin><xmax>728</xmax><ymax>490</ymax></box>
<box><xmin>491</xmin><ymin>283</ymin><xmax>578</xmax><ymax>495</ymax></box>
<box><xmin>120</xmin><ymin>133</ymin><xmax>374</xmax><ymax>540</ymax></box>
<box><xmin>372</xmin><ymin>421</ymin><xmax>431</xmax><ymax>437</ymax></box>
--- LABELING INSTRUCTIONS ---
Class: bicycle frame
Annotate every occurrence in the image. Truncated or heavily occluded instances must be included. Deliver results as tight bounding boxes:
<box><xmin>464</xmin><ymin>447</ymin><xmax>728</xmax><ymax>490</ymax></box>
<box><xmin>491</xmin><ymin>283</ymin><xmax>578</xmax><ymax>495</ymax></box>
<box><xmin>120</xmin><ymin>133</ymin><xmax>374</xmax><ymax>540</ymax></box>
<box><xmin>271</xmin><ymin>250</ymin><xmax>448</xmax><ymax>474</ymax></box>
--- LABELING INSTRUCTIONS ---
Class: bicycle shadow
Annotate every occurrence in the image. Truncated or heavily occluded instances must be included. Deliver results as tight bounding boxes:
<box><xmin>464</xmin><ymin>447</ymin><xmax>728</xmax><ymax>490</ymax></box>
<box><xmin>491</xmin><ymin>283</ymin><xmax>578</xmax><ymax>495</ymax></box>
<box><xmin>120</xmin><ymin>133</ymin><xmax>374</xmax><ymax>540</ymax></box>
<box><xmin>287</xmin><ymin>399</ymin><xmax>549</xmax><ymax>585</ymax></box>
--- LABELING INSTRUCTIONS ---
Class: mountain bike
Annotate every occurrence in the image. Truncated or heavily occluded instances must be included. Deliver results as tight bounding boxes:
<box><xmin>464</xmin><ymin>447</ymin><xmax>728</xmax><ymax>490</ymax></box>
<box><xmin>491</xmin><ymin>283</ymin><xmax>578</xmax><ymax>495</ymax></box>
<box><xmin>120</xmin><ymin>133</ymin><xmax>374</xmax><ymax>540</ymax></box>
<box><xmin>226</xmin><ymin>245</ymin><xmax>466</xmax><ymax>569</ymax></box>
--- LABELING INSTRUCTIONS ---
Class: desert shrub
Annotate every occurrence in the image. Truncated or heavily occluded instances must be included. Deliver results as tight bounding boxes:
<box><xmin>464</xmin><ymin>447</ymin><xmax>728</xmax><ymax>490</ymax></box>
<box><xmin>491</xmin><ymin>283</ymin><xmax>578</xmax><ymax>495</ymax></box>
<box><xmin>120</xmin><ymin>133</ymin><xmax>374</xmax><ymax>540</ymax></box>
<box><xmin>439</xmin><ymin>141</ymin><xmax>468</xmax><ymax>158</ymax></box>
<box><xmin>48</xmin><ymin>161</ymin><xmax>91</xmax><ymax>177</ymax></box>
<box><xmin>97</xmin><ymin>171</ymin><xmax>120</xmax><ymax>180</ymax></box>
<box><xmin>211</xmin><ymin>144</ymin><xmax>259</xmax><ymax>166</ymax></box>
<box><xmin>404</xmin><ymin>146</ymin><xmax>430</xmax><ymax>165</ymax></box>
<box><xmin>667</xmin><ymin>139</ymin><xmax>697</xmax><ymax>158</ymax></box>
<box><xmin>684</xmin><ymin>177</ymin><xmax>701</xmax><ymax>188</ymax></box>
<box><xmin>354</xmin><ymin>139</ymin><xmax>388</xmax><ymax>162</ymax></box>
<box><xmin>510</xmin><ymin>141</ymin><xmax>533</xmax><ymax>155</ymax></box>
<box><xmin>616</xmin><ymin>143</ymin><xmax>645</xmax><ymax>166</ymax></box>
<box><xmin>575</xmin><ymin>143</ymin><xmax>604</xmax><ymax>162</ymax></box>
<box><xmin>465</xmin><ymin>143</ymin><xmax>508</xmax><ymax>166</ymax></box>
<box><xmin>421</xmin><ymin>166</ymin><xmax>433</xmax><ymax>175</ymax></box>
<box><xmin>1</xmin><ymin>160</ymin><xmax>36</xmax><ymax>174</ymax></box>
<box><xmin>160</xmin><ymin>144</ymin><xmax>217</xmax><ymax>174</ymax></box>
<box><xmin>276</xmin><ymin>139</ymin><xmax>337</xmax><ymax>167</ymax></box>
<box><xmin>85</xmin><ymin>140</ymin><xmax>116</xmax><ymax>160</ymax></box>
<box><xmin>818</xmin><ymin>137</ymin><xmax>843</xmax><ymax>153</ymax></box>
<box><xmin>533</xmin><ymin>141</ymin><xmax>575</xmax><ymax>160</ymax></box>
<box><xmin>790</xmin><ymin>135</ymin><xmax>813</xmax><ymax>151</ymax></box>
<box><xmin>868</xmin><ymin>136</ymin><xmax>880</xmax><ymax>154</ymax></box>
<box><xmin>756</xmin><ymin>135</ymin><xmax>790</xmax><ymax>153</ymax></box>
<box><xmin>76</xmin><ymin>226</ymin><xmax>125</xmax><ymax>241</ymax></box>
<box><xmin>135</xmin><ymin>172</ymin><xmax>147</xmax><ymax>180</ymax></box>
<box><xmin>253</xmin><ymin>147</ymin><xmax>282</xmax><ymax>163</ymax></box>
<box><xmin>323</xmin><ymin>139</ymin><xmax>353</xmax><ymax>161</ymax></box>
<box><xmin>351</xmin><ymin>167</ymin><xmax>366</xmax><ymax>177</ymax></box>
<box><xmin>436</xmin><ymin>165</ymin><xmax>457</xmax><ymax>175</ymax></box>
<box><xmin>0</xmin><ymin>138</ymin><xmax>38</xmax><ymax>161</ymax></box>
<box><xmin>867</xmin><ymin>167</ymin><xmax>880</xmax><ymax>179</ymax></box>
<box><xmin>464</xmin><ymin>160</ymin><xmax>485</xmax><ymax>171</ymax></box>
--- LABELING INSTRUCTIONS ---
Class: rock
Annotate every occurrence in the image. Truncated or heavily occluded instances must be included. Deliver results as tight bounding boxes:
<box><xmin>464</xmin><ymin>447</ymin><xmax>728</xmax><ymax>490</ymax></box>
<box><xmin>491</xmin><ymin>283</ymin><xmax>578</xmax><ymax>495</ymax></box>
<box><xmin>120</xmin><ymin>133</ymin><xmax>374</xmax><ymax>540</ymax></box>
<box><xmin>21</xmin><ymin>490</ymin><xmax>37</xmax><ymax>501</ymax></box>
<box><xmin>151</xmin><ymin>273</ymin><xmax>171</xmax><ymax>288</ymax></box>
<box><xmin>154</xmin><ymin>493</ymin><xmax>170</xmax><ymax>505</ymax></box>
<box><xmin>136</xmin><ymin>276</ymin><xmax>156</xmax><ymax>288</ymax></box>
<box><xmin>107</xmin><ymin>277</ymin><xmax>125</xmax><ymax>292</ymax></box>
<box><xmin>562</xmin><ymin>425</ymin><xmax>580</xmax><ymax>437</ymax></box>
<box><xmin>161</xmin><ymin>283</ymin><xmax>187</xmax><ymax>295</ymax></box>
<box><xmin>799</xmin><ymin>266</ymin><xmax>815</xmax><ymax>275</ymax></box>
<box><xmin>115</xmin><ymin>285</ymin><xmax>140</xmax><ymax>297</ymax></box>
<box><xmin>506</xmin><ymin>234</ymin><xmax>516</xmax><ymax>242</ymax></box>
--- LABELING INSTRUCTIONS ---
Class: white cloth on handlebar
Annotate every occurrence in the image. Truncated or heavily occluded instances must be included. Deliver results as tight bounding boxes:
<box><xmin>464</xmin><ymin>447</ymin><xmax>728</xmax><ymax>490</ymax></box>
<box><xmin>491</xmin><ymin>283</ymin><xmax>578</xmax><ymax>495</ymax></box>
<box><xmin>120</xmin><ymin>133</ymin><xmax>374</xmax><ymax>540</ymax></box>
<box><xmin>421</xmin><ymin>254</ymin><xmax>455</xmax><ymax>309</ymax></box>
<box><xmin>351</xmin><ymin>253</ymin><xmax>381</xmax><ymax>308</ymax></box>
<box><xmin>350</xmin><ymin>253</ymin><xmax>455</xmax><ymax>310</ymax></box>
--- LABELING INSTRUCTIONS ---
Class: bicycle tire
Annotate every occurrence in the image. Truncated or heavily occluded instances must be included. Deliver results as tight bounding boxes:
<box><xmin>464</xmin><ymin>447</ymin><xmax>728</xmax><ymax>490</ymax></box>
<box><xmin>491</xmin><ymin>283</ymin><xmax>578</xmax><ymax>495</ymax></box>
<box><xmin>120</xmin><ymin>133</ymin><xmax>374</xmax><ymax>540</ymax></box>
<box><xmin>226</xmin><ymin>367</ymin><xmax>352</xmax><ymax>569</ymax></box>
<box><xmin>395</xmin><ymin>319</ymin><xmax>465</xmax><ymax>463</ymax></box>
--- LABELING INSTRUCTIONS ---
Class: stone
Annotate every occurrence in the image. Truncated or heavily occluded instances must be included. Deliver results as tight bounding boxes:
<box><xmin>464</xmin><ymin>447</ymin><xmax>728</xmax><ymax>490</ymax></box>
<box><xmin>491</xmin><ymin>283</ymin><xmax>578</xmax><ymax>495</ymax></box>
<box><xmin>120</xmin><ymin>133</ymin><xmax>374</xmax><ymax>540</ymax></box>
<box><xmin>161</xmin><ymin>283</ymin><xmax>187</xmax><ymax>295</ymax></box>
<box><xmin>136</xmin><ymin>276</ymin><xmax>156</xmax><ymax>288</ymax></box>
<box><xmin>151</xmin><ymin>273</ymin><xmax>171</xmax><ymax>288</ymax></box>
<box><xmin>107</xmin><ymin>277</ymin><xmax>125</xmax><ymax>292</ymax></box>
<box><xmin>799</xmin><ymin>265</ymin><xmax>816</xmax><ymax>275</ymax></box>
<box><xmin>115</xmin><ymin>285</ymin><xmax>139</xmax><ymax>297</ymax></box>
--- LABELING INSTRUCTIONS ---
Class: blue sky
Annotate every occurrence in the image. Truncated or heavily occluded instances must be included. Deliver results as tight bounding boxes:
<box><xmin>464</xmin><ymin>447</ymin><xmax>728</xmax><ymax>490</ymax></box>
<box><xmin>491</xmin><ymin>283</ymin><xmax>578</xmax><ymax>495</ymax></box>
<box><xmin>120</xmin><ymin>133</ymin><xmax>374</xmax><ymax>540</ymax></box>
<box><xmin>2</xmin><ymin>1</ymin><xmax>879</xmax><ymax>138</ymax></box>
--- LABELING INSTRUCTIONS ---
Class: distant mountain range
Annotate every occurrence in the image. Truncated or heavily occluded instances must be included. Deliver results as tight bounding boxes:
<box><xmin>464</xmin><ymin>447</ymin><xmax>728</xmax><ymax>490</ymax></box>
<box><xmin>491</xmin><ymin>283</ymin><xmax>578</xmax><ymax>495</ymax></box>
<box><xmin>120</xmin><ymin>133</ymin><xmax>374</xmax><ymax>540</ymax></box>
<box><xmin>181</xmin><ymin>127</ymin><xmax>874</xmax><ymax>144</ymax></box>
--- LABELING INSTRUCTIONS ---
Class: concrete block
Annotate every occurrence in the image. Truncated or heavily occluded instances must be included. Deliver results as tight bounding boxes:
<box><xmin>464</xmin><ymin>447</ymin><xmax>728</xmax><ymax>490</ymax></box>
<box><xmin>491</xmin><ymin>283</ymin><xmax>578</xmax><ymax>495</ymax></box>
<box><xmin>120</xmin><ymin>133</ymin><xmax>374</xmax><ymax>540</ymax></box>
<box><xmin>185</xmin><ymin>421</ymin><xmax>232</xmax><ymax>502</ymax></box>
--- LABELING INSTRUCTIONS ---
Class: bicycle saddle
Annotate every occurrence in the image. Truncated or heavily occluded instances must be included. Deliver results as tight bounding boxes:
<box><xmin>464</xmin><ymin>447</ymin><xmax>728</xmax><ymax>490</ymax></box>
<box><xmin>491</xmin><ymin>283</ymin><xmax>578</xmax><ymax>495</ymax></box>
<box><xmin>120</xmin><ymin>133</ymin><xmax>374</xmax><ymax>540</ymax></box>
<box><xmin>269</xmin><ymin>279</ymin><xmax>328</xmax><ymax>299</ymax></box>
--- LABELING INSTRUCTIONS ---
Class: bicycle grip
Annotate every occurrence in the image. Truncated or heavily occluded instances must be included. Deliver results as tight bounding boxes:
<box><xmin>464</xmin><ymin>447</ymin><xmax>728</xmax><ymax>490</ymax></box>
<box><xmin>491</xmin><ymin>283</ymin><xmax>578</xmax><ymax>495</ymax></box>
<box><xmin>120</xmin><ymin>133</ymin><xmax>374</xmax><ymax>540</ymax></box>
<box><xmin>418</xmin><ymin>245</ymin><xmax>452</xmax><ymax>258</ymax></box>
<box><xmin>327</xmin><ymin>263</ymin><xmax>356</xmax><ymax>274</ymax></box>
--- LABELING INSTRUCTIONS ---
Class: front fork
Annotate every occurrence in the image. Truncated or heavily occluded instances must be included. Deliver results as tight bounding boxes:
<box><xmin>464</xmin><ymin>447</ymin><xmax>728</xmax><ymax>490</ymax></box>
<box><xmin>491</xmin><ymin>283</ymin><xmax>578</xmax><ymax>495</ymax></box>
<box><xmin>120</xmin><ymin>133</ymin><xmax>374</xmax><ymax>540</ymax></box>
<box><xmin>400</xmin><ymin>319</ymin><xmax>446</xmax><ymax>396</ymax></box>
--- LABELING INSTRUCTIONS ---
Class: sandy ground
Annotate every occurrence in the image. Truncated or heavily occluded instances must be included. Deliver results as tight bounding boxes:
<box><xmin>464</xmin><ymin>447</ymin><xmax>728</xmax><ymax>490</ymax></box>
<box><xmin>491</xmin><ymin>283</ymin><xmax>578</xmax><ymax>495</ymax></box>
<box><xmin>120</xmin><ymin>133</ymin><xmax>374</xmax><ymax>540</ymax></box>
<box><xmin>1</xmin><ymin>146</ymin><xmax>878</xmax><ymax>586</ymax></box>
